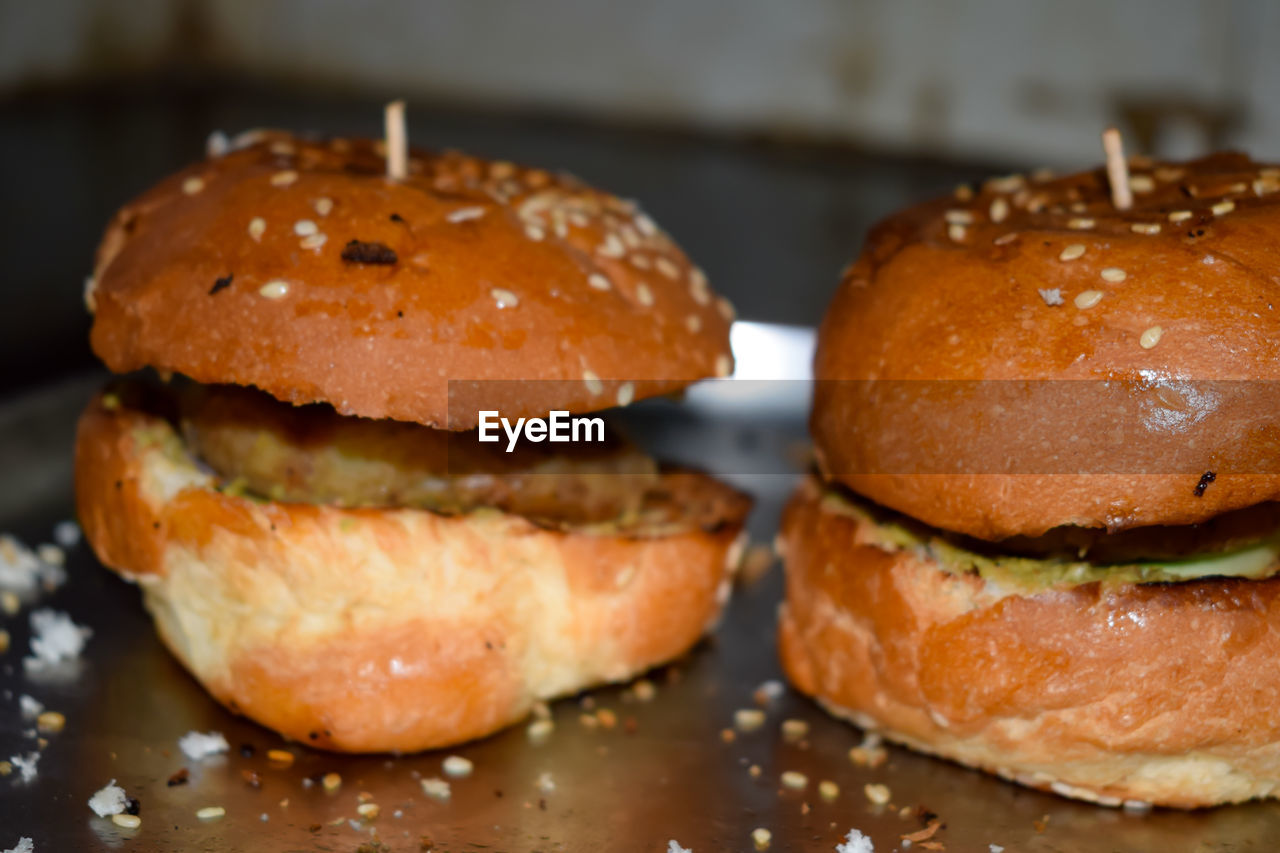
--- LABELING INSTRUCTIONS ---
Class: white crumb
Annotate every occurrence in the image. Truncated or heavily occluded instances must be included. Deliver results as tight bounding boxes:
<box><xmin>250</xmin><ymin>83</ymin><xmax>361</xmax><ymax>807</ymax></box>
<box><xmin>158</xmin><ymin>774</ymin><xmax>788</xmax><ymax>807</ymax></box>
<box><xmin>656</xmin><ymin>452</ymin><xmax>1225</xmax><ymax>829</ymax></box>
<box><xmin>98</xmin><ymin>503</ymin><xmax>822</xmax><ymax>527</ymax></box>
<box><xmin>420</xmin><ymin>777</ymin><xmax>451</xmax><ymax>800</ymax></box>
<box><xmin>989</xmin><ymin>845</ymin><xmax>1004</xmax><ymax>853</ymax></box>
<box><xmin>3</xmin><ymin>838</ymin><xmax>34</xmax><ymax>853</ymax></box>
<box><xmin>0</xmin><ymin>536</ymin><xmax>64</xmax><ymax>595</ymax></box>
<box><xmin>536</xmin><ymin>771</ymin><xmax>555</xmax><ymax>794</ymax></box>
<box><xmin>178</xmin><ymin>730</ymin><xmax>229</xmax><ymax>760</ymax></box>
<box><xmin>1038</xmin><ymin>288</ymin><xmax>1064</xmax><ymax>306</ymax></box>
<box><xmin>23</xmin><ymin>609</ymin><xmax>90</xmax><ymax>672</ymax></box>
<box><xmin>53</xmin><ymin>521</ymin><xmax>81</xmax><ymax>549</ymax></box>
<box><xmin>668</xmin><ymin>842</ymin><xmax>691</xmax><ymax>853</ymax></box>
<box><xmin>88</xmin><ymin>779</ymin><xmax>129</xmax><ymax>817</ymax></box>
<box><xmin>18</xmin><ymin>695</ymin><xmax>43</xmax><ymax>719</ymax></box>
<box><xmin>836</xmin><ymin>828</ymin><xmax>874</xmax><ymax>853</ymax></box>
<box><xmin>9</xmin><ymin>752</ymin><xmax>39</xmax><ymax>783</ymax></box>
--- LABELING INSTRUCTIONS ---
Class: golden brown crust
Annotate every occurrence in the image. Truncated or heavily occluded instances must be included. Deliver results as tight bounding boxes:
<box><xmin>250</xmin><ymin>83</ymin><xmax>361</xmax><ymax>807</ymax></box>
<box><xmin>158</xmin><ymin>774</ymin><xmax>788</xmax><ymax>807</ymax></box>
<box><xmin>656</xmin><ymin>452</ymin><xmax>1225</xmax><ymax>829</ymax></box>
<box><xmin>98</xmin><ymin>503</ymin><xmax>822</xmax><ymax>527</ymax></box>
<box><xmin>88</xmin><ymin>130</ymin><xmax>735</xmax><ymax>429</ymax></box>
<box><xmin>779</xmin><ymin>476</ymin><xmax>1280</xmax><ymax>807</ymax></box>
<box><xmin>75</xmin><ymin>390</ymin><xmax>750</xmax><ymax>753</ymax></box>
<box><xmin>814</xmin><ymin>152</ymin><xmax>1280</xmax><ymax>538</ymax></box>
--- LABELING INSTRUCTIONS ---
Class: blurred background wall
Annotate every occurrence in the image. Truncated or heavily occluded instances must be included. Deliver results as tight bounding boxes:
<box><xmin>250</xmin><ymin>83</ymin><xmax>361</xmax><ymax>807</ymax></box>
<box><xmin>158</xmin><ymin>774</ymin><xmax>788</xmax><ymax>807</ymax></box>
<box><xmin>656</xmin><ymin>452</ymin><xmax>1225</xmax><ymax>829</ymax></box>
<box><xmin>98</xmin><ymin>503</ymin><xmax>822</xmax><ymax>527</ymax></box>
<box><xmin>1</xmin><ymin>0</ymin><xmax>1270</xmax><ymax>164</ymax></box>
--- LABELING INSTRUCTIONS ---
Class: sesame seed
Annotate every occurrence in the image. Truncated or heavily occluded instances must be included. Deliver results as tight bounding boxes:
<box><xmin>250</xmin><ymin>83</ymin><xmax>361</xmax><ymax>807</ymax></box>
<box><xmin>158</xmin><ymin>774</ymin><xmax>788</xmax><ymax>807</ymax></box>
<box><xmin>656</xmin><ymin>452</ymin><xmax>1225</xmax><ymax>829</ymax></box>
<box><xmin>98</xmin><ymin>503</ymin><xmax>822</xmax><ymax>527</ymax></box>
<box><xmin>196</xmin><ymin>806</ymin><xmax>226</xmax><ymax>820</ymax></box>
<box><xmin>751</xmin><ymin>828</ymin><xmax>773</xmax><ymax>851</ymax></box>
<box><xmin>1168</xmin><ymin>210</ymin><xmax>1192</xmax><ymax>223</ymax></box>
<box><xmin>112</xmin><ymin>814</ymin><xmax>141</xmax><ymax>829</ymax></box>
<box><xmin>490</xmin><ymin>288</ymin><xmax>519</xmax><ymax>309</ymax></box>
<box><xmin>299</xmin><ymin>233</ymin><xmax>327</xmax><ymax>250</ymax></box>
<box><xmin>944</xmin><ymin>209</ymin><xmax>974</xmax><ymax>225</ymax></box>
<box><xmin>266</xmin><ymin>749</ymin><xmax>294</xmax><ymax>766</ymax></box>
<box><xmin>1130</xmin><ymin>222</ymin><xmax>1161</xmax><ymax>235</ymax></box>
<box><xmin>989</xmin><ymin>197</ymin><xmax>1009</xmax><ymax>223</ymax></box>
<box><xmin>690</xmin><ymin>268</ymin><xmax>711</xmax><ymax>305</ymax></box>
<box><xmin>442</xmin><ymin>756</ymin><xmax>473</xmax><ymax>778</ymax></box>
<box><xmin>1100</xmin><ymin>267</ymin><xmax>1127</xmax><ymax>283</ymax></box>
<box><xmin>993</xmin><ymin>232</ymin><xmax>1018</xmax><ymax>246</ymax></box>
<box><xmin>421</xmin><ymin>778</ymin><xmax>451</xmax><ymax>800</ymax></box>
<box><xmin>525</xmin><ymin>224</ymin><xmax>545</xmax><ymax>241</ymax></box>
<box><xmin>322</xmin><ymin>772</ymin><xmax>342</xmax><ymax>792</ymax></box>
<box><xmin>716</xmin><ymin>296</ymin><xmax>735</xmax><ymax>322</ymax></box>
<box><xmin>947</xmin><ymin>223</ymin><xmax>967</xmax><ymax>242</ymax></box>
<box><xmin>269</xmin><ymin>140</ymin><xmax>295</xmax><ymax>156</ymax></box>
<box><xmin>985</xmin><ymin>174</ymin><xmax>1025</xmax><ymax>193</ymax></box>
<box><xmin>527</xmin><ymin>719</ymin><xmax>554</xmax><ymax>744</ymax></box>
<box><xmin>1140</xmin><ymin>325</ymin><xmax>1164</xmax><ymax>349</ymax></box>
<box><xmin>1211</xmin><ymin>200</ymin><xmax>1235</xmax><ymax>216</ymax></box>
<box><xmin>1058</xmin><ymin>243</ymin><xmax>1086</xmax><ymax>261</ymax></box>
<box><xmin>270</xmin><ymin>170</ymin><xmax>298</xmax><ymax>187</ymax></box>
<box><xmin>1228</xmin><ymin>182</ymin><xmax>1248</xmax><ymax>194</ymax></box>
<box><xmin>36</xmin><ymin>711</ymin><xmax>65</xmax><ymax>734</ymax></box>
<box><xmin>781</xmin><ymin>719</ymin><xmax>809</xmax><ymax>743</ymax></box>
<box><xmin>248</xmin><ymin>217</ymin><xmax>266</xmax><ymax>241</ymax></box>
<box><xmin>182</xmin><ymin>176</ymin><xmax>205</xmax><ymax>195</ymax></box>
<box><xmin>1129</xmin><ymin>174</ymin><xmax>1155</xmax><ymax>193</ymax></box>
<box><xmin>1074</xmin><ymin>290</ymin><xmax>1104</xmax><ymax>309</ymax></box>
<box><xmin>1031</xmin><ymin>167</ymin><xmax>1055</xmax><ymax>181</ymax></box>
<box><xmin>568</xmin><ymin>212</ymin><xmax>589</xmax><ymax>227</ymax></box>
<box><xmin>489</xmin><ymin>161</ymin><xmax>516</xmax><ymax>180</ymax></box>
<box><xmin>734</xmin><ymin>708</ymin><xmax>766</xmax><ymax>732</ymax></box>
<box><xmin>1069</xmin><ymin>201</ymin><xmax>1087</xmax><ymax>213</ymax></box>
<box><xmin>313</xmin><ymin>197</ymin><xmax>333</xmax><ymax>216</ymax></box>
<box><xmin>597</xmin><ymin>234</ymin><xmax>625</xmax><ymax>257</ymax></box>
<box><xmin>636</xmin><ymin>284</ymin><xmax>654</xmax><ymax>306</ymax></box>
<box><xmin>656</xmin><ymin>257</ymin><xmax>680</xmax><ymax>279</ymax></box>
<box><xmin>588</xmin><ymin>273</ymin><xmax>612</xmax><ymax>291</ymax></box>
<box><xmin>864</xmin><ymin>783</ymin><xmax>892</xmax><ymax>805</ymax></box>
<box><xmin>582</xmin><ymin>370</ymin><xmax>604</xmax><ymax>395</ymax></box>
<box><xmin>780</xmin><ymin>771</ymin><xmax>808</xmax><ymax>791</ymax></box>
<box><xmin>616</xmin><ymin>382</ymin><xmax>635</xmax><ymax>407</ymax></box>
<box><xmin>715</xmin><ymin>354</ymin><xmax>732</xmax><ymax>378</ymax></box>
<box><xmin>259</xmin><ymin>280</ymin><xmax>290</xmax><ymax>300</ymax></box>
<box><xmin>685</xmin><ymin>314</ymin><xmax>702</xmax><ymax>333</ymax></box>
<box><xmin>818</xmin><ymin>780</ymin><xmax>840</xmax><ymax>802</ymax></box>
<box><xmin>1254</xmin><ymin>178</ymin><xmax>1280</xmax><ymax>196</ymax></box>
<box><xmin>635</xmin><ymin>213</ymin><xmax>658</xmax><ymax>236</ymax></box>
<box><xmin>293</xmin><ymin>219</ymin><xmax>318</xmax><ymax>236</ymax></box>
<box><xmin>620</xmin><ymin>226</ymin><xmax>641</xmax><ymax>248</ymax></box>
<box><xmin>630</xmin><ymin>254</ymin><xmax>651</xmax><ymax>270</ymax></box>
<box><xmin>447</xmin><ymin>207</ymin><xmax>486</xmax><ymax>223</ymax></box>
<box><xmin>1262</xmin><ymin>168</ymin><xmax>1280</xmax><ymax>180</ymax></box>
<box><xmin>954</xmin><ymin>184</ymin><xmax>973</xmax><ymax>201</ymax></box>
<box><xmin>1155</xmin><ymin>166</ymin><xmax>1185</xmax><ymax>182</ymax></box>
<box><xmin>1067</xmin><ymin>218</ymin><xmax>1095</xmax><ymax>230</ymax></box>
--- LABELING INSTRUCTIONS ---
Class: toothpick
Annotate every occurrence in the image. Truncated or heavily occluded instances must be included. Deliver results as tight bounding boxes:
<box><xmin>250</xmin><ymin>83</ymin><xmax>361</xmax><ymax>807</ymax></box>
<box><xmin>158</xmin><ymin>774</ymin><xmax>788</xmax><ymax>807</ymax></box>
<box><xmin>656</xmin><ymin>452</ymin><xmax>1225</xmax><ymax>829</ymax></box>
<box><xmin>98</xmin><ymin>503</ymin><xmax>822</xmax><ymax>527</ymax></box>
<box><xmin>384</xmin><ymin>100</ymin><xmax>407</xmax><ymax>181</ymax></box>
<box><xmin>1102</xmin><ymin>127</ymin><xmax>1132</xmax><ymax>210</ymax></box>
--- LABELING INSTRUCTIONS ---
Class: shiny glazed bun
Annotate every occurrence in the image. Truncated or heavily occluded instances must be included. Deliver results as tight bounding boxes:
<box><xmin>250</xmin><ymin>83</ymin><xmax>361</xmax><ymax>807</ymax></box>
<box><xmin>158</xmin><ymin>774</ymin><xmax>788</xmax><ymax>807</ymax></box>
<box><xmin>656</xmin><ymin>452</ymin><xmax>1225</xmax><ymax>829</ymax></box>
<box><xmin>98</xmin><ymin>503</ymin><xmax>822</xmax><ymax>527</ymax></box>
<box><xmin>813</xmin><ymin>153</ymin><xmax>1280</xmax><ymax>539</ymax></box>
<box><xmin>87</xmin><ymin>130</ymin><xmax>735</xmax><ymax>429</ymax></box>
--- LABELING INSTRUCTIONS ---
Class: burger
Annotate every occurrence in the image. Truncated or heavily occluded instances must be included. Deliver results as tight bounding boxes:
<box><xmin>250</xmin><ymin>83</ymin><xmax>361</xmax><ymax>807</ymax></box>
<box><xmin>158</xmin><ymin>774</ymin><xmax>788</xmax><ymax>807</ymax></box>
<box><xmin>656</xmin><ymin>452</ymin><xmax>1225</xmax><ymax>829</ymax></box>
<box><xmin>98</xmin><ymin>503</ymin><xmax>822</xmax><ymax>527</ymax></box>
<box><xmin>74</xmin><ymin>119</ymin><xmax>750</xmax><ymax>753</ymax></box>
<box><xmin>779</xmin><ymin>151</ymin><xmax>1280</xmax><ymax>808</ymax></box>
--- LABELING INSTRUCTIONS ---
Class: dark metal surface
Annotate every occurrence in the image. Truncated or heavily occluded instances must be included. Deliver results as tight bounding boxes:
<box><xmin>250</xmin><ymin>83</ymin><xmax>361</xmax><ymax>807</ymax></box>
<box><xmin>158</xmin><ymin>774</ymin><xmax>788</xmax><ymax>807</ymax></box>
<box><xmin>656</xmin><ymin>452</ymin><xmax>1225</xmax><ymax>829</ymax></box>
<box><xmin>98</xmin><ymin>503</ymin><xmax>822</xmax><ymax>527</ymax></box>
<box><xmin>3</xmin><ymin>370</ymin><xmax>1280</xmax><ymax>852</ymax></box>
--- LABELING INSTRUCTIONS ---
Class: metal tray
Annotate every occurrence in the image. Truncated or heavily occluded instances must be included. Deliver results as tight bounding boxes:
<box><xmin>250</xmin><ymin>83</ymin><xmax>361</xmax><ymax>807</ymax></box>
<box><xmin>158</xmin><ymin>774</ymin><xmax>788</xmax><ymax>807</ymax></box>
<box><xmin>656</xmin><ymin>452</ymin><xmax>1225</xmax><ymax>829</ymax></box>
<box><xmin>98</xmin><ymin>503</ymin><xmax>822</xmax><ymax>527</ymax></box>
<box><xmin>2</xmin><ymin>326</ymin><xmax>1278</xmax><ymax>852</ymax></box>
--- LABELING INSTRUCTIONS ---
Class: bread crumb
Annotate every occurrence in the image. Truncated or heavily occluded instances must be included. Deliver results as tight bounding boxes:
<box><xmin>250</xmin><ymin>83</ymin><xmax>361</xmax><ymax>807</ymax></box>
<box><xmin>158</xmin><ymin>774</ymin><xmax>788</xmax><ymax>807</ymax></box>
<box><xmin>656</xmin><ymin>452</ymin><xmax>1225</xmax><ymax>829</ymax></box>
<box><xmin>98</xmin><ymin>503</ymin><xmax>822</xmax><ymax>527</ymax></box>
<box><xmin>88</xmin><ymin>779</ymin><xmax>128</xmax><ymax>816</ymax></box>
<box><xmin>266</xmin><ymin>750</ymin><xmax>294</xmax><ymax>767</ymax></box>
<box><xmin>781</xmin><ymin>719</ymin><xmax>809</xmax><ymax>743</ymax></box>
<box><xmin>356</xmin><ymin>803</ymin><xmax>380</xmax><ymax>820</ymax></box>
<box><xmin>36</xmin><ymin>711</ymin><xmax>64</xmax><ymax>734</ymax></box>
<box><xmin>780</xmin><ymin>771</ymin><xmax>808</xmax><ymax>791</ymax></box>
<box><xmin>751</xmin><ymin>827</ymin><xmax>772</xmax><ymax>850</ymax></box>
<box><xmin>9</xmin><ymin>752</ymin><xmax>39</xmax><ymax>783</ymax></box>
<box><xmin>1038</xmin><ymin>288</ymin><xmax>1063</xmax><ymax>306</ymax></box>
<box><xmin>178</xmin><ymin>731</ymin><xmax>229</xmax><ymax>760</ymax></box>
<box><xmin>54</xmin><ymin>521</ymin><xmax>81</xmax><ymax>549</ymax></box>
<box><xmin>322</xmin><ymin>772</ymin><xmax>341</xmax><ymax>792</ymax></box>
<box><xmin>667</xmin><ymin>842</ymin><xmax>691</xmax><ymax>853</ymax></box>
<box><xmin>989</xmin><ymin>845</ymin><xmax>1004</xmax><ymax>852</ymax></box>
<box><xmin>18</xmin><ymin>695</ymin><xmax>43</xmax><ymax>719</ymax></box>
<box><xmin>631</xmin><ymin>679</ymin><xmax>656</xmax><ymax>702</ymax></box>
<box><xmin>23</xmin><ymin>609</ymin><xmax>90</xmax><ymax>673</ymax></box>
<box><xmin>819</xmin><ymin>780</ymin><xmax>840</xmax><ymax>801</ymax></box>
<box><xmin>536</xmin><ymin>771</ymin><xmax>555</xmax><ymax>794</ymax></box>
<box><xmin>836</xmin><ymin>828</ymin><xmax>874</xmax><ymax>853</ymax></box>
<box><xmin>527</xmin><ymin>718</ymin><xmax>554</xmax><ymax>744</ymax></box>
<box><xmin>753</xmin><ymin>679</ymin><xmax>785</xmax><ymax>706</ymax></box>
<box><xmin>3</xmin><ymin>837</ymin><xmax>34</xmax><ymax>853</ymax></box>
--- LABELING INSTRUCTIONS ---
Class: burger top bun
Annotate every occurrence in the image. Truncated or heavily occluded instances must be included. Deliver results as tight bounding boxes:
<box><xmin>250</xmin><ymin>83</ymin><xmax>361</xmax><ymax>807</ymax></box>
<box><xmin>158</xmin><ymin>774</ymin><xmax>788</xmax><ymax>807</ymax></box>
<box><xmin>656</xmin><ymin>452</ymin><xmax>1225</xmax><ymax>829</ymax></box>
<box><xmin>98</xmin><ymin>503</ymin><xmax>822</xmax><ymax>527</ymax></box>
<box><xmin>87</xmin><ymin>130</ymin><xmax>735</xmax><ymax>429</ymax></box>
<box><xmin>814</xmin><ymin>152</ymin><xmax>1280</xmax><ymax>540</ymax></box>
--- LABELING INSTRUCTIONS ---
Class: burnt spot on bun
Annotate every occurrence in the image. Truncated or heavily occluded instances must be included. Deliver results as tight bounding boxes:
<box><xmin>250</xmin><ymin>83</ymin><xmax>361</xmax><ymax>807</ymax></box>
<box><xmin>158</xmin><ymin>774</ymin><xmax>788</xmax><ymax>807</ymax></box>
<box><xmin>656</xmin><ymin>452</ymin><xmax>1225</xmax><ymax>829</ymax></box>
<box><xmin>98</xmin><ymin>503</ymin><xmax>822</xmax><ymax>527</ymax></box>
<box><xmin>341</xmin><ymin>240</ymin><xmax>398</xmax><ymax>265</ymax></box>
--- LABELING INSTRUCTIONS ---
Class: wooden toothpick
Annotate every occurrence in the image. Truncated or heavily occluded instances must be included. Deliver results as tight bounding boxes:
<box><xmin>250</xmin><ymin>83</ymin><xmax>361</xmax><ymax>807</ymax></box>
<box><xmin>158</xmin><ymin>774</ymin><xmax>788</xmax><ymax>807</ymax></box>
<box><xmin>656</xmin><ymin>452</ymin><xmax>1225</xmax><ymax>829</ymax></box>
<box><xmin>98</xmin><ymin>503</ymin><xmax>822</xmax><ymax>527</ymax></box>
<box><xmin>1102</xmin><ymin>127</ymin><xmax>1132</xmax><ymax>210</ymax></box>
<box><xmin>384</xmin><ymin>100</ymin><xmax>407</xmax><ymax>181</ymax></box>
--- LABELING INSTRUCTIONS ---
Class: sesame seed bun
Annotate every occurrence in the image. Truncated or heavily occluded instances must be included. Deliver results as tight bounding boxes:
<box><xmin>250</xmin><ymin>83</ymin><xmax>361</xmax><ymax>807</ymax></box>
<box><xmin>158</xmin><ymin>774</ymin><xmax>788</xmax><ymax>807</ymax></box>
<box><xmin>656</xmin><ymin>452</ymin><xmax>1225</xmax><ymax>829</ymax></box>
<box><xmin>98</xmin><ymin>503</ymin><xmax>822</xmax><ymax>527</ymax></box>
<box><xmin>87</xmin><ymin>130</ymin><xmax>735</xmax><ymax>429</ymax></box>
<box><xmin>779</xmin><ymin>476</ymin><xmax>1280</xmax><ymax>809</ymax></box>
<box><xmin>813</xmin><ymin>152</ymin><xmax>1280</xmax><ymax>539</ymax></box>
<box><xmin>75</xmin><ymin>387</ymin><xmax>750</xmax><ymax>752</ymax></box>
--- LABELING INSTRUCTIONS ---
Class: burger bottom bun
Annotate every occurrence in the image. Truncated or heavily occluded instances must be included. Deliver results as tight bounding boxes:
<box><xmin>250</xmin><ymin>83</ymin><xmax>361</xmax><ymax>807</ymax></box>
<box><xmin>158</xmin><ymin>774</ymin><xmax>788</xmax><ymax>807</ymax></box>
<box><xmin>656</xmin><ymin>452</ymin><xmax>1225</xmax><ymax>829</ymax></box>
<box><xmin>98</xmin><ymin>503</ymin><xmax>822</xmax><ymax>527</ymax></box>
<box><xmin>75</xmin><ymin>390</ymin><xmax>750</xmax><ymax>753</ymax></box>
<box><xmin>778</xmin><ymin>476</ymin><xmax>1280</xmax><ymax>808</ymax></box>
